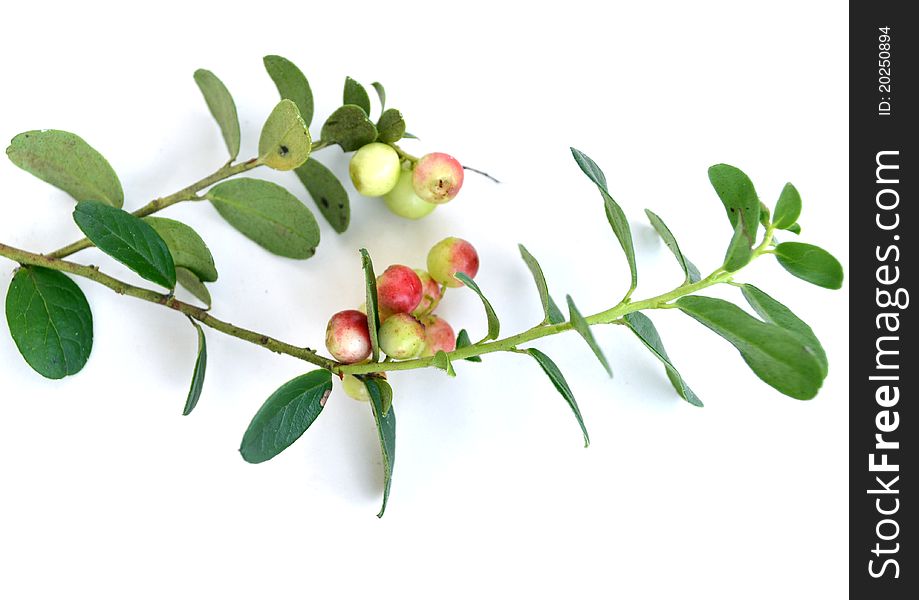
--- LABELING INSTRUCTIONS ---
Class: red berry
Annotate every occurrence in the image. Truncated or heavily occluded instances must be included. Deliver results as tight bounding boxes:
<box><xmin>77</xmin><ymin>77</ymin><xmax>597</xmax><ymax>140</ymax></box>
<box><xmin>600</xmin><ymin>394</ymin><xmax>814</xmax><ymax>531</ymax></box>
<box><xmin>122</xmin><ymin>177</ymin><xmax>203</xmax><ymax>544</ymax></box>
<box><xmin>427</xmin><ymin>237</ymin><xmax>480</xmax><ymax>288</ymax></box>
<box><xmin>420</xmin><ymin>315</ymin><xmax>456</xmax><ymax>357</ymax></box>
<box><xmin>411</xmin><ymin>269</ymin><xmax>443</xmax><ymax>317</ymax></box>
<box><xmin>412</xmin><ymin>152</ymin><xmax>464</xmax><ymax>204</ymax></box>
<box><xmin>376</xmin><ymin>265</ymin><xmax>423</xmax><ymax>314</ymax></box>
<box><xmin>325</xmin><ymin>310</ymin><xmax>371</xmax><ymax>364</ymax></box>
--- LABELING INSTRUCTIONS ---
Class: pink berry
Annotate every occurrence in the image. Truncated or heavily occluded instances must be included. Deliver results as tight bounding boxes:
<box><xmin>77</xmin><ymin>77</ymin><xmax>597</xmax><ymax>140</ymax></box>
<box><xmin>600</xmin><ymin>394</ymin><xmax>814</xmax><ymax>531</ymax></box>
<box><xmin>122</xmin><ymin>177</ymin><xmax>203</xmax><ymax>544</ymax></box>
<box><xmin>426</xmin><ymin>237</ymin><xmax>480</xmax><ymax>288</ymax></box>
<box><xmin>376</xmin><ymin>265</ymin><xmax>423</xmax><ymax>314</ymax></box>
<box><xmin>420</xmin><ymin>316</ymin><xmax>456</xmax><ymax>357</ymax></box>
<box><xmin>412</xmin><ymin>152</ymin><xmax>464</xmax><ymax>204</ymax></box>
<box><xmin>325</xmin><ymin>310</ymin><xmax>371</xmax><ymax>364</ymax></box>
<box><xmin>378</xmin><ymin>313</ymin><xmax>426</xmax><ymax>359</ymax></box>
<box><xmin>411</xmin><ymin>269</ymin><xmax>443</xmax><ymax>317</ymax></box>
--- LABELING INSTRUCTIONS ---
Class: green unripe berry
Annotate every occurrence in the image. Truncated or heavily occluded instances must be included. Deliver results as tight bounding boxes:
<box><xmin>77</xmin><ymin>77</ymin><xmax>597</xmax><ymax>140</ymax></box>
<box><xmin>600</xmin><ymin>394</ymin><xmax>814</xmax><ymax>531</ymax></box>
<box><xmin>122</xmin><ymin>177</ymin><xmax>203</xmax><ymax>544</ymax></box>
<box><xmin>342</xmin><ymin>374</ymin><xmax>371</xmax><ymax>402</ymax></box>
<box><xmin>349</xmin><ymin>142</ymin><xmax>401</xmax><ymax>196</ymax></box>
<box><xmin>383</xmin><ymin>169</ymin><xmax>437</xmax><ymax>219</ymax></box>
<box><xmin>378</xmin><ymin>313</ymin><xmax>426</xmax><ymax>359</ymax></box>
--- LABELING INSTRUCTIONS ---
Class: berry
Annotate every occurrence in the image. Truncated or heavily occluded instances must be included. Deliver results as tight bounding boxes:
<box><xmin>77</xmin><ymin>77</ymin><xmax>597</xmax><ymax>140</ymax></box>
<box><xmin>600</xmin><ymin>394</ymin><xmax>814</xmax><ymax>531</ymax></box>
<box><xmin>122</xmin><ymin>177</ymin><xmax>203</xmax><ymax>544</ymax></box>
<box><xmin>412</xmin><ymin>152</ymin><xmax>464</xmax><ymax>204</ymax></box>
<box><xmin>378</xmin><ymin>313</ymin><xmax>426</xmax><ymax>359</ymax></box>
<box><xmin>325</xmin><ymin>310</ymin><xmax>372</xmax><ymax>364</ymax></box>
<box><xmin>376</xmin><ymin>265</ymin><xmax>423</xmax><ymax>314</ymax></box>
<box><xmin>384</xmin><ymin>169</ymin><xmax>437</xmax><ymax>219</ymax></box>
<box><xmin>427</xmin><ymin>237</ymin><xmax>480</xmax><ymax>288</ymax></box>
<box><xmin>411</xmin><ymin>269</ymin><xmax>442</xmax><ymax>317</ymax></box>
<box><xmin>420</xmin><ymin>315</ymin><xmax>456</xmax><ymax>357</ymax></box>
<box><xmin>342</xmin><ymin>374</ymin><xmax>371</xmax><ymax>402</ymax></box>
<box><xmin>349</xmin><ymin>142</ymin><xmax>401</xmax><ymax>196</ymax></box>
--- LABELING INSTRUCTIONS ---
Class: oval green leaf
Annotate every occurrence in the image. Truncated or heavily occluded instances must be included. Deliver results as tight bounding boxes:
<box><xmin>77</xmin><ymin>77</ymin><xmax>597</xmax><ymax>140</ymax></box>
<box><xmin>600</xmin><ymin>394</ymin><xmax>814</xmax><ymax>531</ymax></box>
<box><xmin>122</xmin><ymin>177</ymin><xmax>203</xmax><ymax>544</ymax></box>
<box><xmin>455</xmin><ymin>329</ymin><xmax>482</xmax><ymax>362</ymax></box>
<box><xmin>433</xmin><ymin>350</ymin><xmax>456</xmax><ymax>377</ymax></box>
<box><xmin>176</xmin><ymin>267</ymin><xmax>212</xmax><ymax>308</ymax></box>
<box><xmin>294</xmin><ymin>158</ymin><xmax>350</xmax><ymax>233</ymax></box>
<box><xmin>723</xmin><ymin>218</ymin><xmax>754</xmax><ymax>272</ymax></box>
<box><xmin>645</xmin><ymin>209</ymin><xmax>701</xmax><ymax>283</ymax></box>
<box><xmin>376</xmin><ymin>108</ymin><xmax>406</xmax><ymax>144</ymax></box>
<box><xmin>343</xmin><ymin>76</ymin><xmax>371</xmax><ymax>115</ymax></box>
<box><xmin>526</xmin><ymin>348</ymin><xmax>589</xmax><ymax>447</ymax></box>
<box><xmin>73</xmin><ymin>202</ymin><xmax>176</xmax><ymax>289</ymax></box>
<box><xmin>183</xmin><ymin>318</ymin><xmax>207</xmax><ymax>416</ymax></box>
<box><xmin>708</xmin><ymin>164</ymin><xmax>761</xmax><ymax>244</ymax></box>
<box><xmin>239</xmin><ymin>370</ymin><xmax>333</xmax><ymax>464</ymax></box>
<box><xmin>5</xmin><ymin>267</ymin><xmax>93</xmax><ymax>379</ymax></box>
<box><xmin>623</xmin><ymin>311</ymin><xmax>702</xmax><ymax>407</ymax></box>
<box><xmin>787</xmin><ymin>223</ymin><xmax>802</xmax><ymax>235</ymax></box>
<box><xmin>359</xmin><ymin>248</ymin><xmax>382</xmax><ymax>362</ymax></box>
<box><xmin>206</xmin><ymin>178</ymin><xmax>320</xmax><ymax>259</ymax></box>
<box><xmin>774</xmin><ymin>242</ymin><xmax>844</xmax><ymax>289</ymax></box>
<box><xmin>363</xmin><ymin>377</ymin><xmax>396</xmax><ymax>518</ymax></box>
<box><xmin>6</xmin><ymin>130</ymin><xmax>124</xmax><ymax>207</ymax></box>
<box><xmin>676</xmin><ymin>295</ymin><xmax>825</xmax><ymax>399</ymax></box>
<box><xmin>193</xmin><ymin>69</ymin><xmax>240</xmax><ymax>160</ymax></box>
<box><xmin>371</xmin><ymin>82</ymin><xmax>386</xmax><ymax>110</ymax></box>
<box><xmin>321</xmin><ymin>105</ymin><xmax>378</xmax><ymax>152</ymax></box>
<box><xmin>773</xmin><ymin>183</ymin><xmax>802</xmax><ymax>230</ymax></box>
<box><xmin>566</xmin><ymin>295</ymin><xmax>612</xmax><ymax>377</ymax></box>
<box><xmin>454</xmin><ymin>272</ymin><xmax>500</xmax><ymax>341</ymax></box>
<box><xmin>258</xmin><ymin>99</ymin><xmax>312</xmax><ymax>171</ymax></box>
<box><xmin>263</xmin><ymin>55</ymin><xmax>314</xmax><ymax>126</ymax></box>
<box><xmin>144</xmin><ymin>217</ymin><xmax>218</xmax><ymax>282</ymax></box>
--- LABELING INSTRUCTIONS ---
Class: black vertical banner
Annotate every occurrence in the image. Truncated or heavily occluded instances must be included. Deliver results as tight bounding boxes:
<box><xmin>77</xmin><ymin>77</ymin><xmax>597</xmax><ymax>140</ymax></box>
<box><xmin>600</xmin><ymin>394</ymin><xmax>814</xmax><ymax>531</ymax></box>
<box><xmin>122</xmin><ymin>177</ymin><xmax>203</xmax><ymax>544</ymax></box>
<box><xmin>850</xmin><ymin>2</ymin><xmax>915</xmax><ymax>597</ymax></box>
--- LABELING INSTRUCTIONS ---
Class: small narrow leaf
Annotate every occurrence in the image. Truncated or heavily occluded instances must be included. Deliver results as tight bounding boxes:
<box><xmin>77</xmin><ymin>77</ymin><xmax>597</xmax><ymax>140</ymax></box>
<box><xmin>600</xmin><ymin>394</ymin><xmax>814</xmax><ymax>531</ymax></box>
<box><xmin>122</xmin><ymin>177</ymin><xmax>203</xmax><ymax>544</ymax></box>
<box><xmin>454</xmin><ymin>273</ymin><xmax>500</xmax><ymax>341</ymax></box>
<box><xmin>5</xmin><ymin>267</ymin><xmax>93</xmax><ymax>379</ymax></box>
<box><xmin>566</xmin><ymin>295</ymin><xmax>612</xmax><ymax>377</ymax></box>
<box><xmin>773</xmin><ymin>183</ymin><xmax>802</xmax><ymax>230</ymax></box>
<box><xmin>371</xmin><ymin>82</ymin><xmax>386</xmax><ymax>110</ymax></box>
<box><xmin>518</xmin><ymin>244</ymin><xmax>552</xmax><ymax>324</ymax></box>
<box><xmin>144</xmin><ymin>217</ymin><xmax>218</xmax><ymax>282</ymax></box>
<box><xmin>376</xmin><ymin>108</ymin><xmax>406</xmax><ymax>144</ymax></box>
<box><xmin>623</xmin><ymin>312</ymin><xmax>702</xmax><ymax>407</ymax></box>
<box><xmin>645</xmin><ymin>209</ymin><xmax>701</xmax><ymax>283</ymax></box>
<box><xmin>774</xmin><ymin>242</ymin><xmax>844</xmax><ymax>289</ymax></box>
<box><xmin>321</xmin><ymin>105</ymin><xmax>378</xmax><ymax>152</ymax></box>
<box><xmin>526</xmin><ymin>348</ymin><xmax>589</xmax><ymax>447</ymax></box>
<box><xmin>343</xmin><ymin>77</ymin><xmax>372</xmax><ymax>115</ymax></box>
<box><xmin>73</xmin><ymin>202</ymin><xmax>176</xmax><ymax>288</ymax></box>
<box><xmin>547</xmin><ymin>295</ymin><xmax>566</xmax><ymax>325</ymax></box>
<box><xmin>294</xmin><ymin>157</ymin><xmax>350</xmax><ymax>233</ymax></box>
<box><xmin>193</xmin><ymin>69</ymin><xmax>240</xmax><ymax>160</ymax></box>
<box><xmin>364</xmin><ymin>377</ymin><xmax>396</xmax><ymax>518</ymax></box>
<box><xmin>723</xmin><ymin>218</ymin><xmax>754</xmax><ymax>272</ymax></box>
<box><xmin>239</xmin><ymin>370</ymin><xmax>333</xmax><ymax>464</ymax></box>
<box><xmin>258</xmin><ymin>99</ymin><xmax>312</xmax><ymax>171</ymax></box>
<box><xmin>183</xmin><ymin>319</ymin><xmax>207</xmax><ymax>416</ymax></box>
<box><xmin>787</xmin><ymin>223</ymin><xmax>802</xmax><ymax>235</ymax></box>
<box><xmin>570</xmin><ymin>148</ymin><xmax>637</xmax><ymax>293</ymax></box>
<box><xmin>707</xmin><ymin>164</ymin><xmax>760</xmax><ymax>243</ymax></box>
<box><xmin>6</xmin><ymin>130</ymin><xmax>124</xmax><ymax>207</ymax></box>
<box><xmin>207</xmin><ymin>178</ymin><xmax>320</xmax><ymax>259</ymax></box>
<box><xmin>455</xmin><ymin>329</ymin><xmax>482</xmax><ymax>362</ymax></box>
<box><xmin>740</xmin><ymin>284</ymin><xmax>828</xmax><ymax>376</ymax></box>
<box><xmin>433</xmin><ymin>350</ymin><xmax>456</xmax><ymax>377</ymax></box>
<box><xmin>263</xmin><ymin>55</ymin><xmax>314</xmax><ymax>126</ymax></box>
<box><xmin>676</xmin><ymin>295</ymin><xmax>825</xmax><ymax>399</ymax></box>
<box><xmin>176</xmin><ymin>267</ymin><xmax>211</xmax><ymax>308</ymax></box>
<box><xmin>360</xmin><ymin>248</ymin><xmax>382</xmax><ymax>361</ymax></box>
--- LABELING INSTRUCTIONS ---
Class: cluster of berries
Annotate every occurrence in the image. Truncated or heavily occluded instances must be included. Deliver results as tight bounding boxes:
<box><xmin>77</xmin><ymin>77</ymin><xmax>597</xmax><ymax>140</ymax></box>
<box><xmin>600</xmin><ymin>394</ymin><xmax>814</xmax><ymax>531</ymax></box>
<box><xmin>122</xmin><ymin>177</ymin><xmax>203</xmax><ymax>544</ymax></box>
<box><xmin>325</xmin><ymin>237</ymin><xmax>479</xmax><ymax>400</ymax></box>
<box><xmin>348</xmin><ymin>144</ymin><xmax>464</xmax><ymax>219</ymax></box>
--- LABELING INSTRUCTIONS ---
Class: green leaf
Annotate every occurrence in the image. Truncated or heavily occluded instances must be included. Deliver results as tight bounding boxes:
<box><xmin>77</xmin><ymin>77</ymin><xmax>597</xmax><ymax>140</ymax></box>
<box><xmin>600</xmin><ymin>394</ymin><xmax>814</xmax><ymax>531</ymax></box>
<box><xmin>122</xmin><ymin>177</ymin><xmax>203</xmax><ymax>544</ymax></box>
<box><xmin>774</xmin><ymin>242</ymin><xmax>844</xmax><ymax>289</ymax></box>
<box><xmin>518</xmin><ymin>244</ymin><xmax>552</xmax><ymax>324</ymax></box>
<box><xmin>526</xmin><ymin>348</ymin><xmax>589</xmax><ymax>447</ymax></box>
<box><xmin>294</xmin><ymin>158</ymin><xmax>350</xmax><ymax>233</ymax></box>
<box><xmin>454</xmin><ymin>272</ymin><xmax>500</xmax><ymax>341</ymax></box>
<box><xmin>360</xmin><ymin>248</ymin><xmax>382</xmax><ymax>362</ymax></box>
<box><xmin>433</xmin><ymin>350</ymin><xmax>456</xmax><ymax>377</ymax></box>
<box><xmin>258</xmin><ymin>99</ymin><xmax>312</xmax><ymax>171</ymax></box>
<box><xmin>206</xmin><ymin>178</ymin><xmax>320</xmax><ymax>259</ymax></box>
<box><xmin>707</xmin><ymin>164</ymin><xmax>760</xmax><ymax>244</ymax></box>
<box><xmin>376</xmin><ymin>108</ymin><xmax>406</xmax><ymax>144</ymax></box>
<box><xmin>787</xmin><ymin>223</ymin><xmax>802</xmax><ymax>235</ymax></box>
<box><xmin>176</xmin><ymin>267</ymin><xmax>211</xmax><ymax>308</ymax></box>
<box><xmin>570</xmin><ymin>147</ymin><xmax>637</xmax><ymax>293</ymax></box>
<box><xmin>723</xmin><ymin>218</ymin><xmax>754</xmax><ymax>272</ymax></box>
<box><xmin>645</xmin><ymin>209</ymin><xmax>701</xmax><ymax>283</ymax></box>
<box><xmin>402</xmin><ymin>132</ymin><xmax>419</xmax><ymax>140</ymax></box>
<box><xmin>5</xmin><ymin>267</ymin><xmax>93</xmax><ymax>379</ymax></box>
<box><xmin>740</xmin><ymin>284</ymin><xmax>828</xmax><ymax>377</ymax></box>
<box><xmin>547</xmin><ymin>295</ymin><xmax>566</xmax><ymax>325</ymax></box>
<box><xmin>371</xmin><ymin>82</ymin><xmax>386</xmax><ymax>110</ymax></box>
<box><xmin>73</xmin><ymin>202</ymin><xmax>176</xmax><ymax>288</ymax></box>
<box><xmin>566</xmin><ymin>295</ymin><xmax>612</xmax><ymax>377</ymax></box>
<box><xmin>183</xmin><ymin>318</ymin><xmax>207</xmax><ymax>416</ymax></box>
<box><xmin>239</xmin><ymin>370</ymin><xmax>333</xmax><ymax>464</ymax></box>
<box><xmin>773</xmin><ymin>183</ymin><xmax>802</xmax><ymax>230</ymax></box>
<box><xmin>364</xmin><ymin>377</ymin><xmax>396</xmax><ymax>518</ymax></box>
<box><xmin>321</xmin><ymin>105</ymin><xmax>378</xmax><ymax>152</ymax></box>
<box><xmin>455</xmin><ymin>329</ymin><xmax>482</xmax><ymax>362</ymax></box>
<box><xmin>676</xmin><ymin>295</ymin><xmax>825</xmax><ymax>399</ymax></box>
<box><xmin>193</xmin><ymin>69</ymin><xmax>240</xmax><ymax>160</ymax></box>
<box><xmin>343</xmin><ymin>77</ymin><xmax>372</xmax><ymax>115</ymax></box>
<box><xmin>623</xmin><ymin>312</ymin><xmax>702</xmax><ymax>407</ymax></box>
<box><xmin>6</xmin><ymin>130</ymin><xmax>124</xmax><ymax>207</ymax></box>
<box><xmin>759</xmin><ymin>201</ymin><xmax>771</xmax><ymax>228</ymax></box>
<box><xmin>144</xmin><ymin>217</ymin><xmax>218</xmax><ymax>282</ymax></box>
<box><xmin>263</xmin><ymin>55</ymin><xmax>314</xmax><ymax>127</ymax></box>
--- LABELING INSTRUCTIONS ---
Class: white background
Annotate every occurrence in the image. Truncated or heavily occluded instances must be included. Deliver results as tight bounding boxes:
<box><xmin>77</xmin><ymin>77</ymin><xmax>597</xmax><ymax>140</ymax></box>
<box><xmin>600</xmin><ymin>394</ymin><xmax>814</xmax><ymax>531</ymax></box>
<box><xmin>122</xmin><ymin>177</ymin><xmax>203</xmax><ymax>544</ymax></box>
<box><xmin>0</xmin><ymin>2</ymin><xmax>848</xmax><ymax>598</ymax></box>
